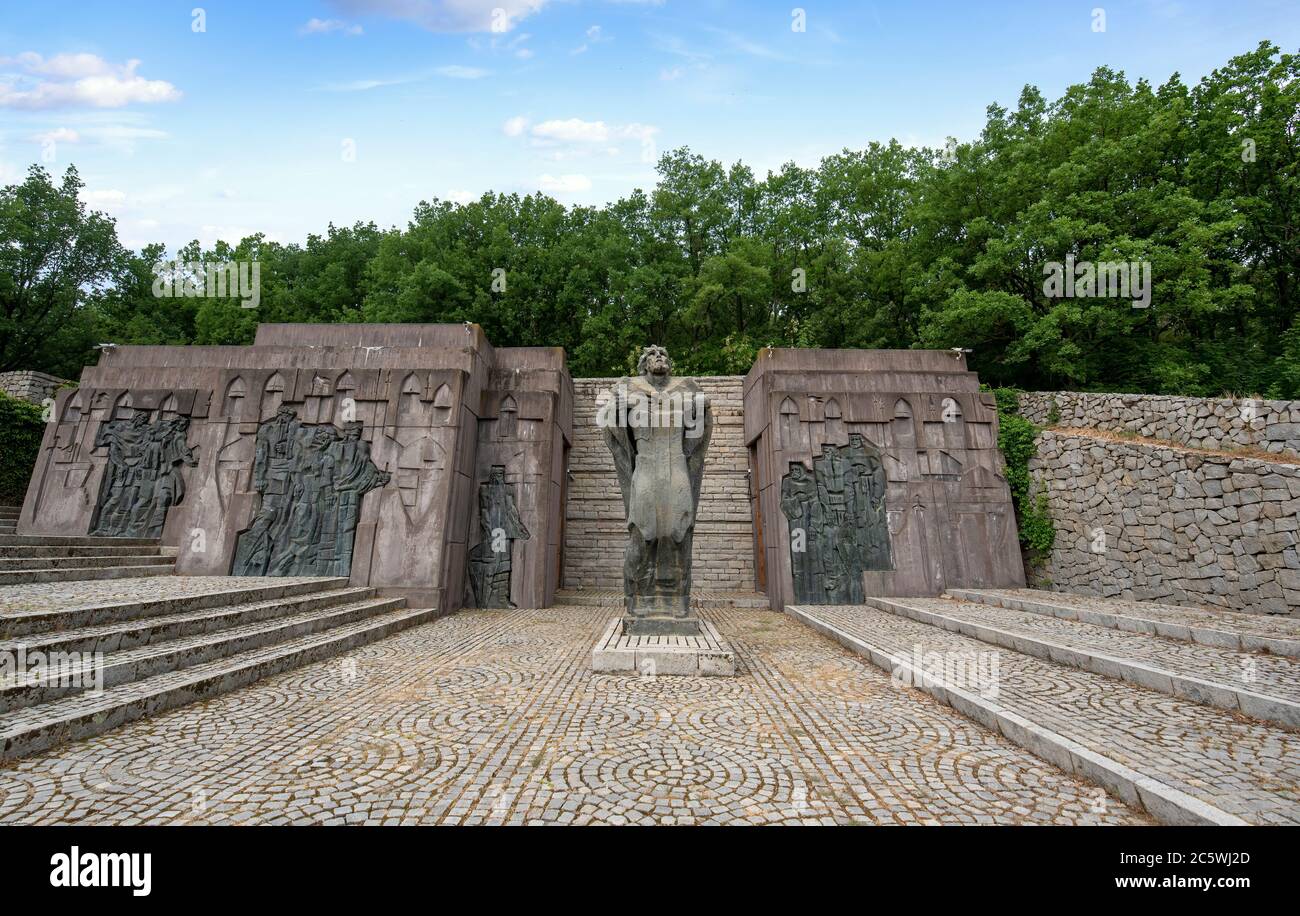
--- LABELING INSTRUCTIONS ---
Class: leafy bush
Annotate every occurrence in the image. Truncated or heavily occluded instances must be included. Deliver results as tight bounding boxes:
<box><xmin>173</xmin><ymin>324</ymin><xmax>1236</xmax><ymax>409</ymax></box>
<box><xmin>989</xmin><ymin>387</ymin><xmax>1056</xmax><ymax>567</ymax></box>
<box><xmin>0</xmin><ymin>390</ymin><xmax>45</xmax><ymax>505</ymax></box>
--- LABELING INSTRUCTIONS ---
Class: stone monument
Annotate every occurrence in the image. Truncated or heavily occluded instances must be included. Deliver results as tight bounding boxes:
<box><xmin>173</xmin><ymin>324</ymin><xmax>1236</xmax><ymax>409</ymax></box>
<box><xmin>468</xmin><ymin>465</ymin><xmax>530</xmax><ymax>608</ymax></box>
<box><xmin>601</xmin><ymin>345</ymin><xmax>711</xmax><ymax>634</ymax></box>
<box><xmin>591</xmin><ymin>345</ymin><xmax>735</xmax><ymax>675</ymax></box>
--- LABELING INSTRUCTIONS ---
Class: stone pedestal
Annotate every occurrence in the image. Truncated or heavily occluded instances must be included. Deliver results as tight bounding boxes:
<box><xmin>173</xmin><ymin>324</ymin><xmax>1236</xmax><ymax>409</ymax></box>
<box><xmin>592</xmin><ymin>617</ymin><xmax>735</xmax><ymax>676</ymax></box>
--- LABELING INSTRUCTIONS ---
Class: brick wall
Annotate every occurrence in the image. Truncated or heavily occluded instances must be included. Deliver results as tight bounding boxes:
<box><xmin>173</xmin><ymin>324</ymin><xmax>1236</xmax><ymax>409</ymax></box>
<box><xmin>562</xmin><ymin>376</ymin><xmax>756</xmax><ymax>592</ymax></box>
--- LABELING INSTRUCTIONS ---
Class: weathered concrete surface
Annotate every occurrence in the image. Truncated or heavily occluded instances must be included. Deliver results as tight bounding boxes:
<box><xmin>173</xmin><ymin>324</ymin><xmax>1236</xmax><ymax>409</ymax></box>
<box><xmin>746</xmin><ymin>349</ymin><xmax>1025</xmax><ymax>609</ymax></box>
<box><xmin>18</xmin><ymin>324</ymin><xmax>572</xmax><ymax>612</ymax></box>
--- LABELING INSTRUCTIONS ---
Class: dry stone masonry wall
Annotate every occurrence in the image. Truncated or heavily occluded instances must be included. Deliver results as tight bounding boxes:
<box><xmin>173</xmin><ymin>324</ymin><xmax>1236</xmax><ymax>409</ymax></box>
<box><xmin>1019</xmin><ymin>390</ymin><xmax>1300</xmax><ymax>458</ymax></box>
<box><xmin>0</xmin><ymin>370</ymin><xmax>69</xmax><ymax>406</ymax></box>
<box><xmin>563</xmin><ymin>376</ymin><xmax>754</xmax><ymax>592</ymax></box>
<box><xmin>1030</xmin><ymin>429</ymin><xmax>1300</xmax><ymax>616</ymax></box>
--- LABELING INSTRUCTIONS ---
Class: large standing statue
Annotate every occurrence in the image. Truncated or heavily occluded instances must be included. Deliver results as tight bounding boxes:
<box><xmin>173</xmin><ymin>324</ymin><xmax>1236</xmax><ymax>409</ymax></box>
<box><xmin>600</xmin><ymin>345</ymin><xmax>711</xmax><ymax>635</ymax></box>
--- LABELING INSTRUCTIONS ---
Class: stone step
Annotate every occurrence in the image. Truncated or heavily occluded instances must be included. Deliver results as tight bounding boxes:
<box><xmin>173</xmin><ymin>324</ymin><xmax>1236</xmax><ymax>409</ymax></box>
<box><xmin>863</xmin><ymin>596</ymin><xmax>1300</xmax><ymax>729</ymax></box>
<box><xmin>0</xmin><ymin>586</ymin><xmax>375</xmax><ymax>657</ymax></box>
<box><xmin>0</xmin><ymin>576</ymin><xmax>349</xmax><ymax>638</ymax></box>
<box><xmin>948</xmin><ymin>587</ymin><xmax>1300</xmax><ymax>658</ymax></box>
<box><xmin>0</xmin><ymin>553</ymin><xmax>172</xmax><ymax>572</ymax></box>
<box><xmin>0</xmin><ymin>544</ymin><xmax>165</xmax><ymax>559</ymax></box>
<box><xmin>0</xmin><ymin>605</ymin><xmax>435</xmax><ymax>762</ymax></box>
<box><xmin>785</xmin><ymin>603</ymin><xmax>1300</xmax><ymax>825</ymax></box>
<box><xmin>0</xmin><ymin>596</ymin><xmax>406</xmax><ymax>712</ymax></box>
<box><xmin>553</xmin><ymin>588</ymin><xmax>768</xmax><ymax>610</ymax></box>
<box><xmin>0</xmin><ymin>563</ymin><xmax>176</xmax><ymax>586</ymax></box>
<box><xmin>0</xmin><ymin>534</ymin><xmax>160</xmax><ymax>548</ymax></box>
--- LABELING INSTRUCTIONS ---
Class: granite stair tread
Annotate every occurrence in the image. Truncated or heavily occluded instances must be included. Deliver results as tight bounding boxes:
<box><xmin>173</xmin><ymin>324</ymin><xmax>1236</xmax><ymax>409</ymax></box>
<box><xmin>864</xmin><ymin>595</ymin><xmax>1300</xmax><ymax>728</ymax></box>
<box><xmin>949</xmin><ymin>587</ymin><xmax>1300</xmax><ymax>656</ymax></box>
<box><xmin>786</xmin><ymin>603</ymin><xmax>1300</xmax><ymax>825</ymax></box>
<box><xmin>0</xmin><ymin>604</ymin><xmax>435</xmax><ymax>761</ymax></box>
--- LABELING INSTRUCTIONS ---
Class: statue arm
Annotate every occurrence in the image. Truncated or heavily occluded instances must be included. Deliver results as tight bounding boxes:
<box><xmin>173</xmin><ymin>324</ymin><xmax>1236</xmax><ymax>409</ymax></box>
<box><xmin>684</xmin><ymin>395</ymin><xmax>712</xmax><ymax>505</ymax></box>
<box><xmin>602</xmin><ymin>385</ymin><xmax>636</xmax><ymax>513</ymax></box>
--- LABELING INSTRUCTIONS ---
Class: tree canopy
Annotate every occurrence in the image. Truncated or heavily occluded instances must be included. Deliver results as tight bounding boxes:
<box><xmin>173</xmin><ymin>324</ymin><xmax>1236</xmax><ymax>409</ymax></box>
<box><xmin>3</xmin><ymin>42</ymin><xmax>1296</xmax><ymax>396</ymax></box>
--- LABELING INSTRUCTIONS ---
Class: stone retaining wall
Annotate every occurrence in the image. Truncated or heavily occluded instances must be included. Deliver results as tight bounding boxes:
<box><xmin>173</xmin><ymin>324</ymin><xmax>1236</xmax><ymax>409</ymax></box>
<box><xmin>1018</xmin><ymin>390</ymin><xmax>1300</xmax><ymax>457</ymax></box>
<box><xmin>0</xmin><ymin>371</ymin><xmax>69</xmax><ymax>406</ymax></box>
<box><xmin>1029</xmin><ymin>429</ymin><xmax>1300</xmax><ymax>616</ymax></box>
<box><xmin>563</xmin><ymin>376</ymin><xmax>754</xmax><ymax>592</ymax></box>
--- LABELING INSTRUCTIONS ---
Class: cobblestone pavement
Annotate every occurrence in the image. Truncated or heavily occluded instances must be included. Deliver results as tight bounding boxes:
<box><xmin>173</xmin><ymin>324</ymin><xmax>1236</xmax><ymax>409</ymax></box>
<box><xmin>0</xmin><ymin>576</ymin><xmax>330</xmax><ymax>615</ymax></box>
<box><xmin>0</xmin><ymin>605</ymin><xmax>1144</xmax><ymax>825</ymax></box>
<box><xmin>891</xmin><ymin>597</ymin><xmax>1300</xmax><ymax>703</ymax></box>
<box><xmin>796</xmin><ymin>604</ymin><xmax>1300</xmax><ymax>825</ymax></box>
<box><xmin>964</xmin><ymin>588</ymin><xmax>1300</xmax><ymax>641</ymax></box>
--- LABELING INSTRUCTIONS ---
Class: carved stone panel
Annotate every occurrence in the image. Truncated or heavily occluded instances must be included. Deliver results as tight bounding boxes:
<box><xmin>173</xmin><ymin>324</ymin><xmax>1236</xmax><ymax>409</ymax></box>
<box><xmin>90</xmin><ymin>413</ymin><xmax>198</xmax><ymax>538</ymax></box>
<box><xmin>468</xmin><ymin>465</ymin><xmax>530</xmax><ymax>608</ymax></box>
<box><xmin>231</xmin><ymin>408</ymin><xmax>390</xmax><ymax>577</ymax></box>
<box><xmin>780</xmin><ymin>434</ymin><xmax>891</xmax><ymax>604</ymax></box>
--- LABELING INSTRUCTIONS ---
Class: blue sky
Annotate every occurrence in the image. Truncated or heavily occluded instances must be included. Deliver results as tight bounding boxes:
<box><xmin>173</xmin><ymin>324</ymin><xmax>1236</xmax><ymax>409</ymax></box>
<box><xmin>1</xmin><ymin>0</ymin><xmax>1294</xmax><ymax>251</ymax></box>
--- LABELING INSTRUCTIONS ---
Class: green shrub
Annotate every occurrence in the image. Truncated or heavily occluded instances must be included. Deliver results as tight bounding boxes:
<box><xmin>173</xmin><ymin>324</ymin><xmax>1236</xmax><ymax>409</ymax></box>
<box><xmin>988</xmin><ymin>387</ymin><xmax>1056</xmax><ymax>567</ymax></box>
<box><xmin>0</xmin><ymin>390</ymin><xmax>46</xmax><ymax>505</ymax></box>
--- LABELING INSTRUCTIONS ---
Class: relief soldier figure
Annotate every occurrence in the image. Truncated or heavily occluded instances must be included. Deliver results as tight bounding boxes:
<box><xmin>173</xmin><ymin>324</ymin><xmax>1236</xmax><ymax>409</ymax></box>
<box><xmin>781</xmin><ymin>434</ymin><xmax>892</xmax><ymax>604</ymax></box>
<box><xmin>468</xmin><ymin>465</ymin><xmax>530</xmax><ymax>608</ymax></box>
<box><xmin>91</xmin><ymin>411</ymin><xmax>198</xmax><ymax>538</ymax></box>
<box><xmin>233</xmin><ymin>408</ymin><xmax>389</xmax><ymax>577</ymax></box>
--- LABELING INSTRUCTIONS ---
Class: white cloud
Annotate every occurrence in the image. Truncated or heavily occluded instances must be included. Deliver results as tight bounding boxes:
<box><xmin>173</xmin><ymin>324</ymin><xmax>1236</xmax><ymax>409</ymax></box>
<box><xmin>532</xmin><ymin>118</ymin><xmax>611</xmax><ymax>144</ymax></box>
<box><xmin>81</xmin><ymin>188</ymin><xmax>127</xmax><ymax>209</ymax></box>
<box><xmin>538</xmin><ymin>173</ymin><xmax>591</xmax><ymax>193</ymax></box>
<box><xmin>0</xmin><ymin>53</ymin><xmax>181</xmax><ymax>110</ymax></box>
<box><xmin>327</xmin><ymin>0</ymin><xmax>547</xmax><ymax>33</ymax></box>
<box><xmin>31</xmin><ymin>127</ymin><xmax>80</xmax><ymax>145</ymax></box>
<box><xmin>301</xmin><ymin>18</ymin><xmax>364</xmax><ymax>36</ymax></box>
<box><xmin>447</xmin><ymin>189</ymin><xmax>475</xmax><ymax>204</ymax></box>
<box><xmin>517</xmin><ymin>117</ymin><xmax>659</xmax><ymax>162</ymax></box>
<box><xmin>436</xmin><ymin>65</ymin><xmax>490</xmax><ymax>79</ymax></box>
<box><xmin>502</xmin><ymin>115</ymin><xmax>529</xmax><ymax>137</ymax></box>
<box><xmin>571</xmin><ymin>24</ymin><xmax>605</xmax><ymax>55</ymax></box>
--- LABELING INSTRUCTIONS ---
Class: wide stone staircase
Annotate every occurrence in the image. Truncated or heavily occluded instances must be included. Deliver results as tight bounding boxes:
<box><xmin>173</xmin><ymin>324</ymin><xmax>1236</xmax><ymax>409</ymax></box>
<box><xmin>0</xmin><ymin>574</ymin><xmax>435</xmax><ymax>761</ymax></box>
<box><xmin>788</xmin><ymin>588</ymin><xmax>1300</xmax><ymax>826</ymax></box>
<box><xmin>0</xmin><ymin>504</ymin><xmax>180</xmax><ymax>585</ymax></box>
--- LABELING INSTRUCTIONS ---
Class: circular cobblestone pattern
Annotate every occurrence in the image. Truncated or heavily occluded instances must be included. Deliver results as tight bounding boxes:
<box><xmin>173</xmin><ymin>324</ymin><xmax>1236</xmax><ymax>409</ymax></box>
<box><xmin>0</xmin><ymin>606</ymin><xmax>1147</xmax><ymax>825</ymax></box>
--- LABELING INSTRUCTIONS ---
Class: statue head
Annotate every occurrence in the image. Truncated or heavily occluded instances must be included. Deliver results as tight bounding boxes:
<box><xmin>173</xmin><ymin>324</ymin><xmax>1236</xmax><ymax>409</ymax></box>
<box><xmin>343</xmin><ymin>422</ymin><xmax>363</xmax><ymax>441</ymax></box>
<box><xmin>131</xmin><ymin>412</ymin><xmax>150</xmax><ymax>428</ymax></box>
<box><xmin>488</xmin><ymin>465</ymin><xmax>506</xmax><ymax>485</ymax></box>
<box><xmin>637</xmin><ymin>345</ymin><xmax>673</xmax><ymax>380</ymax></box>
<box><xmin>311</xmin><ymin>426</ymin><xmax>336</xmax><ymax>448</ymax></box>
<box><xmin>276</xmin><ymin>405</ymin><xmax>296</xmax><ymax>420</ymax></box>
<box><xmin>790</xmin><ymin>463</ymin><xmax>807</xmax><ymax>479</ymax></box>
<box><xmin>848</xmin><ymin>433</ymin><xmax>864</xmax><ymax>448</ymax></box>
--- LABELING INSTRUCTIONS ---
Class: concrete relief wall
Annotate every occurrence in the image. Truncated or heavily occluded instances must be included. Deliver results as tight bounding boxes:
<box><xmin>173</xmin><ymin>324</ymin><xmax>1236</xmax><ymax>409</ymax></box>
<box><xmin>19</xmin><ymin>325</ymin><xmax>572</xmax><ymax>612</ymax></box>
<box><xmin>746</xmin><ymin>349</ymin><xmax>1025</xmax><ymax>610</ymax></box>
